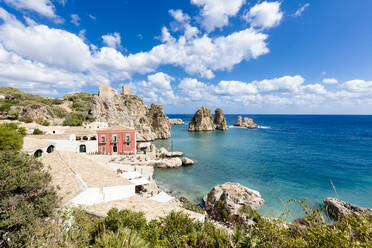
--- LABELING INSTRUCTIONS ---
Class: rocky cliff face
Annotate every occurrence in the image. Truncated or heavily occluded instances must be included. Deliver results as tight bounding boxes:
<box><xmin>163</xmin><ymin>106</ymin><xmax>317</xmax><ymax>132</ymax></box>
<box><xmin>91</xmin><ymin>84</ymin><xmax>170</xmax><ymax>141</ymax></box>
<box><xmin>214</xmin><ymin>108</ymin><xmax>228</xmax><ymax>131</ymax></box>
<box><xmin>234</xmin><ymin>116</ymin><xmax>258</xmax><ymax>129</ymax></box>
<box><xmin>204</xmin><ymin>182</ymin><xmax>264</xmax><ymax>227</ymax></box>
<box><xmin>324</xmin><ymin>198</ymin><xmax>372</xmax><ymax>220</ymax></box>
<box><xmin>188</xmin><ymin>106</ymin><xmax>215</xmax><ymax>131</ymax></box>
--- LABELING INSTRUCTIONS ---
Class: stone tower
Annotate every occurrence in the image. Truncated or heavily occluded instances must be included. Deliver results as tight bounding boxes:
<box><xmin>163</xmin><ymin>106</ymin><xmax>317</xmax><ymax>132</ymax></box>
<box><xmin>122</xmin><ymin>85</ymin><xmax>131</xmax><ymax>95</ymax></box>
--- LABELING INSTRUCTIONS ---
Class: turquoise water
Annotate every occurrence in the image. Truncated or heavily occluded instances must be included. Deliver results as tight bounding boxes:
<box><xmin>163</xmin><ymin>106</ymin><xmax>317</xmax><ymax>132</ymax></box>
<box><xmin>153</xmin><ymin>115</ymin><xmax>372</xmax><ymax>218</ymax></box>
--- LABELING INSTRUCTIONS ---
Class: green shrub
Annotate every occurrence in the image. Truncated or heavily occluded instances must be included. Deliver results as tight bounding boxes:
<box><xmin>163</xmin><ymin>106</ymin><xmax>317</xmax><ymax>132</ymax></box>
<box><xmin>7</xmin><ymin>109</ymin><xmax>19</xmax><ymax>120</ymax></box>
<box><xmin>0</xmin><ymin>123</ymin><xmax>26</xmax><ymax>151</ymax></box>
<box><xmin>19</xmin><ymin>116</ymin><xmax>33</xmax><ymax>123</ymax></box>
<box><xmin>0</xmin><ymin>102</ymin><xmax>12</xmax><ymax>113</ymax></box>
<box><xmin>0</xmin><ymin>151</ymin><xmax>59</xmax><ymax>247</ymax></box>
<box><xmin>94</xmin><ymin>227</ymin><xmax>150</xmax><ymax>248</ymax></box>
<box><xmin>239</xmin><ymin>205</ymin><xmax>261</xmax><ymax>220</ymax></box>
<box><xmin>35</xmin><ymin>117</ymin><xmax>50</xmax><ymax>126</ymax></box>
<box><xmin>63</xmin><ymin>113</ymin><xmax>84</xmax><ymax>126</ymax></box>
<box><xmin>33</xmin><ymin>128</ymin><xmax>44</xmax><ymax>135</ymax></box>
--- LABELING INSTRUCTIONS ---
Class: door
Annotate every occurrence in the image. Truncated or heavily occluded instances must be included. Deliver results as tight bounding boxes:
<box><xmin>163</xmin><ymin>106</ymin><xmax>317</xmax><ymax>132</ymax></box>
<box><xmin>113</xmin><ymin>144</ymin><xmax>117</xmax><ymax>153</ymax></box>
<box><xmin>79</xmin><ymin>144</ymin><xmax>86</xmax><ymax>153</ymax></box>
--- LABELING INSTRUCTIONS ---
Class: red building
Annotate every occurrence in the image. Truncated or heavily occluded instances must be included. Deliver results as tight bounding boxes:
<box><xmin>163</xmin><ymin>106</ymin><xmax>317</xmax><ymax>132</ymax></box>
<box><xmin>97</xmin><ymin>127</ymin><xmax>136</xmax><ymax>155</ymax></box>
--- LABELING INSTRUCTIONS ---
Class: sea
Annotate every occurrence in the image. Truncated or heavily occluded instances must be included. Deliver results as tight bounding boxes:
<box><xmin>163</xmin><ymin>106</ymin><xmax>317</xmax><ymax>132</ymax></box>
<box><xmin>153</xmin><ymin>115</ymin><xmax>372</xmax><ymax>220</ymax></box>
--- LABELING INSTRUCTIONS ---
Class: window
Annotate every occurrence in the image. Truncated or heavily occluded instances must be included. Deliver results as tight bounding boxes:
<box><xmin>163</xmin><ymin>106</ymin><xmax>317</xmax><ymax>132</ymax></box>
<box><xmin>101</xmin><ymin>135</ymin><xmax>106</xmax><ymax>143</ymax></box>
<box><xmin>112</xmin><ymin>135</ymin><xmax>117</xmax><ymax>143</ymax></box>
<box><xmin>126</xmin><ymin>135</ymin><xmax>130</xmax><ymax>146</ymax></box>
<box><xmin>102</xmin><ymin>146</ymin><xmax>105</xmax><ymax>153</ymax></box>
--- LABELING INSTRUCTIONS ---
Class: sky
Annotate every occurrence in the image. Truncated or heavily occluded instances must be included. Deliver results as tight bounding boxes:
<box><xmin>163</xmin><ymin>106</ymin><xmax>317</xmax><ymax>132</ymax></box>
<box><xmin>0</xmin><ymin>0</ymin><xmax>371</xmax><ymax>114</ymax></box>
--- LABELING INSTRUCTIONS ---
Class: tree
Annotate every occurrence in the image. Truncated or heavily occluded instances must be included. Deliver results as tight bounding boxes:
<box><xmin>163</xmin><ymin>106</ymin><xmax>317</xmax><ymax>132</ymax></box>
<box><xmin>0</xmin><ymin>123</ymin><xmax>26</xmax><ymax>151</ymax></box>
<box><xmin>0</xmin><ymin>151</ymin><xmax>59</xmax><ymax>247</ymax></box>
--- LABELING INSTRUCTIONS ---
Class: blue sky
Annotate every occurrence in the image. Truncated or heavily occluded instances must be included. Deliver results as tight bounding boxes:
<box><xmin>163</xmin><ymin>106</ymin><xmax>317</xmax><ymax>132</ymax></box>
<box><xmin>0</xmin><ymin>0</ymin><xmax>371</xmax><ymax>114</ymax></box>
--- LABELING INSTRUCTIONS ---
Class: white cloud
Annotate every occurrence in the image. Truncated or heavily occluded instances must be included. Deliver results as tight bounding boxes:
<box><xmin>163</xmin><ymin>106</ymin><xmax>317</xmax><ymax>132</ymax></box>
<box><xmin>191</xmin><ymin>0</ymin><xmax>246</xmax><ymax>32</ymax></box>
<box><xmin>102</xmin><ymin>32</ymin><xmax>122</xmax><ymax>49</ymax></box>
<box><xmin>131</xmin><ymin>72</ymin><xmax>177</xmax><ymax>104</ymax></box>
<box><xmin>293</xmin><ymin>3</ymin><xmax>310</xmax><ymax>17</ymax></box>
<box><xmin>70</xmin><ymin>14</ymin><xmax>80</xmax><ymax>26</ymax></box>
<box><xmin>243</xmin><ymin>1</ymin><xmax>283</xmax><ymax>30</ymax></box>
<box><xmin>169</xmin><ymin>9</ymin><xmax>190</xmax><ymax>23</ymax></box>
<box><xmin>323</xmin><ymin>78</ymin><xmax>338</xmax><ymax>84</ymax></box>
<box><xmin>341</xmin><ymin>79</ymin><xmax>372</xmax><ymax>93</ymax></box>
<box><xmin>2</xmin><ymin>0</ymin><xmax>63</xmax><ymax>23</ymax></box>
<box><xmin>88</xmin><ymin>14</ymin><xmax>96</xmax><ymax>20</ymax></box>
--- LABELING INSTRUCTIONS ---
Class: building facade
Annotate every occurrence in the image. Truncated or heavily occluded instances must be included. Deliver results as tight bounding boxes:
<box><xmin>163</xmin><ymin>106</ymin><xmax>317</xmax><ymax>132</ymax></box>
<box><xmin>97</xmin><ymin>127</ymin><xmax>136</xmax><ymax>155</ymax></box>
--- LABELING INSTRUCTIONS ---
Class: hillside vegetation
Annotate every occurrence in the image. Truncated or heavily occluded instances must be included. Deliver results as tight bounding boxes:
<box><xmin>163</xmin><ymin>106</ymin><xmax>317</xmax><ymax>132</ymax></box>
<box><xmin>0</xmin><ymin>87</ymin><xmax>95</xmax><ymax>126</ymax></box>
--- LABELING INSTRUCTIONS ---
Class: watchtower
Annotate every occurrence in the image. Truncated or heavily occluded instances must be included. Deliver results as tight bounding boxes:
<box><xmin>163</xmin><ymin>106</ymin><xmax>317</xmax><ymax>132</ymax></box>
<box><xmin>122</xmin><ymin>85</ymin><xmax>131</xmax><ymax>95</ymax></box>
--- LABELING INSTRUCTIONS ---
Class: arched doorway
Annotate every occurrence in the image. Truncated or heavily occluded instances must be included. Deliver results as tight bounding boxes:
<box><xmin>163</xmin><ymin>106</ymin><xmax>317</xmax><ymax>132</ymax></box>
<box><xmin>34</xmin><ymin>149</ymin><xmax>43</xmax><ymax>158</ymax></box>
<box><xmin>113</xmin><ymin>144</ymin><xmax>118</xmax><ymax>153</ymax></box>
<box><xmin>47</xmin><ymin>145</ymin><xmax>55</xmax><ymax>153</ymax></box>
<box><xmin>79</xmin><ymin>144</ymin><xmax>86</xmax><ymax>153</ymax></box>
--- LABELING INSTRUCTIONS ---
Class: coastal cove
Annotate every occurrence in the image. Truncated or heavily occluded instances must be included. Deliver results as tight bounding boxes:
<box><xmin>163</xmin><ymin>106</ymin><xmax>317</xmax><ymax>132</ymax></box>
<box><xmin>154</xmin><ymin>114</ymin><xmax>372</xmax><ymax>219</ymax></box>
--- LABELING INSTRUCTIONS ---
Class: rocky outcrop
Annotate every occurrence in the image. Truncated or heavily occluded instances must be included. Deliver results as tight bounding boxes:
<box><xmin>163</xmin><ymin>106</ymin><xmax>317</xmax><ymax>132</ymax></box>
<box><xmin>188</xmin><ymin>107</ymin><xmax>215</xmax><ymax>132</ymax></box>
<box><xmin>156</xmin><ymin>147</ymin><xmax>183</xmax><ymax>158</ymax></box>
<box><xmin>91</xmin><ymin>84</ymin><xmax>170</xmax><ymax>141</ymax></box>
<box><xmin>234</xmin><ymin>116</ymin><xmax>258</xmax><ymax>129</ymax></box>
<box><xmin>182</xmin><ymin>157</ymin><xmax>195</xmax><ymax>165</ymax></box>
<box><xmin>154</xmin><ymin>157</ymin><xmax>183</xmax><ymax>168</ymax></box>
<box><xmin>169</xmin><ymin>118</ymin><xmax>184</xmax><ymax>125</ymax></box>
<box><xmin>323</xmin><ymin>198</ymin><xmax>372</xmax><ymax>220</ymax></box>
<box><xmin>204</xmin><ymin>182</ymin><xmax>264</xmax><ymax>227</ymax></box>
<box><xmin>213</xmin><ymin>108</ymin><xmax>228</xmax><ymax>131</ymax></box>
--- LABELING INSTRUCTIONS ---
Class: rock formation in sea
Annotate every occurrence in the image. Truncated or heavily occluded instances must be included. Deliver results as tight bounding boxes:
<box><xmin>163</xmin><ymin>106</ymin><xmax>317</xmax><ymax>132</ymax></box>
<box><xmin>323</xmin><ymin>198</ymin><xmax>372</xmax><ymax>220</ymax></box>
<box><xmin>188</xmin><ymin>106</ymin><xmax>216</xmax><ymax>132</ymax></box>
<box><xmin>169</xmin><ymin>118</ymin><xmax>184</xmax><ymax>125</ymax></box>
<box><xmin>204</xmin><ymin>182</ymin><xmax>264</xmax><ymax>227</ymax></box>
<box><xmin>91</xmin><ymin>84</ymin><xmax>171</xmax><ymax>141</ymax></box>
<box><xmin>234</xmin><ymin>116</ymin><xmax>258</xmax><ymax>129</ymax></box>
<box><xmin>181</xmin><ymin>157</ymin><xmax>195</xmax><ymax>165</ymax></box>
<box><xmin>213</xmin><ymin>108</ymin><xmax>228</xmax><ymax>131</ymax></box>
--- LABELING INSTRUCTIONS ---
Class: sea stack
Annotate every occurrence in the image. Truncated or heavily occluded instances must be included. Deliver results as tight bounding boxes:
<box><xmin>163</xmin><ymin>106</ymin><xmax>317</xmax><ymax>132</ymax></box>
<box><xmin>214</xmin><ymin>108</ymin><xmax>228</xmax><ymax>130</ymax></box>
<box><xmin>234</xmin><ymin>116</ymin><xmax>258</xmax><ymax>129</ymax></box>
<box><xmin>188</xmin><ymin>106</ymin><xmax>215</xmax><ymax>131</ymax></box>
<box><xmin>234</xmin><ymin>116</ymin><xmax>242</xmax><ymax>126</ymax></box>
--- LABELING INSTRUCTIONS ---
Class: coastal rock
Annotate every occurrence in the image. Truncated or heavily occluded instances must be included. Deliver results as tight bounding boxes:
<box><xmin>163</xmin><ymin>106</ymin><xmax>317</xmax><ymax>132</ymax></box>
<box><xmin>234</xmin><ymin>116</ymin><xmax>242</xmax><ymax>126</ymax></box>
<box><xmin>213</xmin><ymin>108</ymin><xmax>228</xmax><ymax>131</ymax></box>
<box><xmin>157</xmin><ymin>147</ymin><xmax>183</xmax><ymax>158</ymax></box>
<box><xmin>323</xmin><ymin>198</ymin><xmax>372</xmax><ymax>220</ymax></box>
<box><xmin>204</xmin><ymin>182</ymin><xmax>264</xmax><ymax>227</ymax></box>
<box><xmin>188</xmin><ymin>106</ymin><xmax>215</xmax><ymax>132</ymax></box>
<box><xmin>182</xmin><ymin>157</ymin><xmax>195</xmax><ymax>165</ymax></box>
<box><xmin>234</xmin><ymin>116</ymin><xmax>258</xmax><ymax>129</ymax></box>
<box><xmin>91</xmin><ymin>84</ymin><xmax>170</xmax><ymax>141</ymax></box>
<box><xmin>169</xmin><ymin>118</ymin><xmax>185</xmax><ymax>125</ymax></box>
<box><xmin>155</xmin><ymin>157</ymin><xmax>183</xmax><ymax>168</ymax></box>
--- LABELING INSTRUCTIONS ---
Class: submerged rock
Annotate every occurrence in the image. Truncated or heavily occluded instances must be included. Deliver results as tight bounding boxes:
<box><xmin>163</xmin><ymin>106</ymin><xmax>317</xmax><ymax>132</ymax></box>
<box><xmin>182</xmin><ymin>157</ymin><xmax>195</xmax><ymax>165</ymax></box>
<box><xmin>188</xmin><ymin>106</ymin><xmax>215</xmax><ymax>132</ymax></box>
<box><xmin>214</xmin><ymin>108</ymin><xmax>228</xmax><ymax>131</ymax></box>
<box><xmin>234</xmin><ymin>116</ymin><xmax>258</xmax><ymax>129</ymax></box>
<box><xmin>169</xmin><ymin>118</ymin><xmax>185</xmax><ymax>125</ymax></box>
<box><xmin>91</xmin><ymin>84</ymin><xmax>171</xmax><ymax>141</ymax></box>
<box><xmin>204</xmin><ymin>182</ymin><xmax>264</xmax><ymax>227</ymax></box>
<box><xmin>323</xmin><ymin>198</ymin><xmax>372</xmax><ymax>220</ymax></box>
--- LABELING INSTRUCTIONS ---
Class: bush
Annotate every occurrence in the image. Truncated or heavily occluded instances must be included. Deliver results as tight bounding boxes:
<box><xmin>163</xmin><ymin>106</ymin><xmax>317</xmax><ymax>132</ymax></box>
<box><xmin>35</xmin><ymin>117</ymin><xmax>50</xmax><ymax>126</ymax></box>
<box><xmin>0</xmin><ymin>102</ymin><xmax>12</xmax><ymax>113</ymax></box>
<box><xmin>63</xmin><ymin>113</ymin><xmax>84</xmax><ymax>126</ymax></box>
<box><xmin>19</xmin><ymin>116</ymin><xmax>33</xmax><ymax>123</ymax></box>
<box><xmin>33</xmin><ymin>128</ymin><xmax>44</xmax><ymax>135</ymax></box>
<box><xmin>0</xmin><ymin>123</ymin><xmax>26</xmax><ymax>151</ymax></box>
<box><xmin>0</xmin><ymin>151</ymin><xmax>59</xmax><ymax>247</ymax></box>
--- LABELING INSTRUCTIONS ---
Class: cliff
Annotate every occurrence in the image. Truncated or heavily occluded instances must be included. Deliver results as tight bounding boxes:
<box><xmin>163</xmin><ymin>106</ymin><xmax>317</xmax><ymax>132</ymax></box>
<box><xmin>91</xmin><ymin>84</ymin><xmax>170</xmax><ymax>141</ymax></box>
